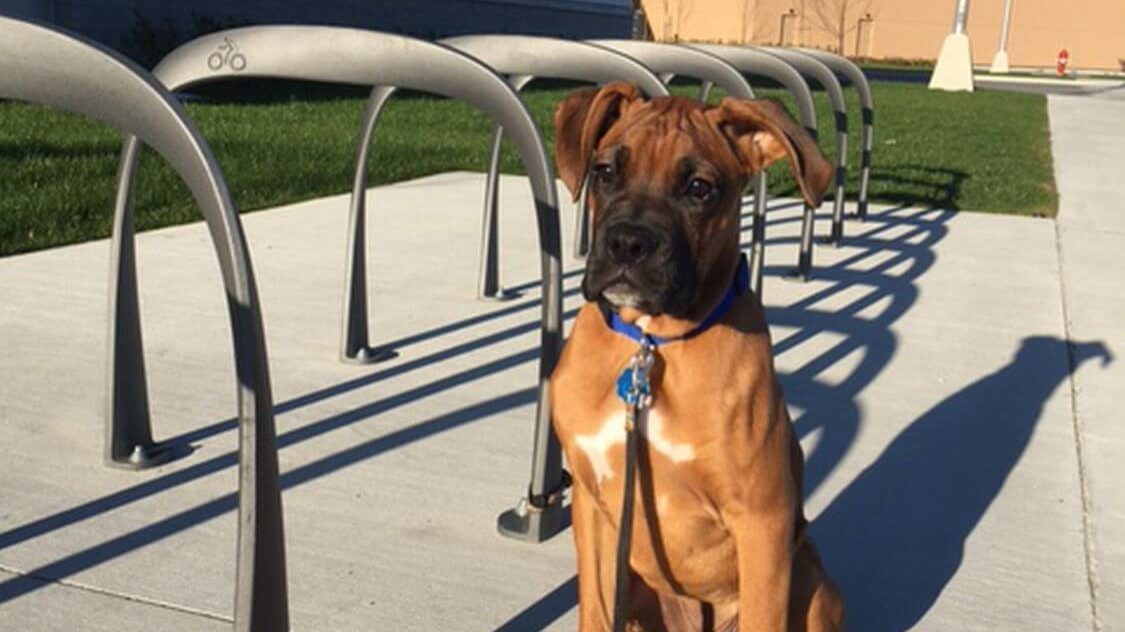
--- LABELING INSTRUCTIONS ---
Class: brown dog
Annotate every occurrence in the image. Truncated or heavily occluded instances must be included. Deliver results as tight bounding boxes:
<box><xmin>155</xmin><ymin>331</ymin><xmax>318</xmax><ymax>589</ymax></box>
<box><xmin>549</xmin><ymin>82</ymin><xmax>845</xmax><ymax>631</ymax></box>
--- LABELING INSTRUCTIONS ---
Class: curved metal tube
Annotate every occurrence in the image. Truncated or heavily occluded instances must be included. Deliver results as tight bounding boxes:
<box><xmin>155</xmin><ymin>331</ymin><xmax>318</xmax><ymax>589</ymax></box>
<box><xmin>0</xmin><ymin>16</ymin><xmax>287</xmax><ymax>632</ymax></box>
<box><xmin>443</xmin><ymin>35</ymin><xmax>670</xmax><ymax>95</ymax></box>
<box><xmin>797</xmin><ymin>48</ymin><xmax>874</xmax><ymax>221</ymax></box>
<box><xmin>589</xmin><ymin>39</ymin><xmax>755</xmax><ymax>99</ymax></box>
<box><xmin>112</xmin><ymin>27</ymin><xmax>566</xmax><ymax>543</ymax></box>
<box><xmin>442</xmin><ymin>35</ymin><xmax>670</xmax><ymax>264</ymax></box>
<box><xmin>760</xmin><ymin>47</ymin><xmax>850</xmax><ymax>248</ymax></box>
<box><xmin>688</xmin><ymin>44</ymin><xmax>822</xmax><ymax>282</ymax></box>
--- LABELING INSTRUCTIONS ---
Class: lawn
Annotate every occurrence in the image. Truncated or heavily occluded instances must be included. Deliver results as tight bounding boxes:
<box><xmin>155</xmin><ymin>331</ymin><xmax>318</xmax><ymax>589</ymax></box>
<box><xmin>0</xmin><ymin>80</ymin><xmax>1057</xmax><ymax>257</ymax></box>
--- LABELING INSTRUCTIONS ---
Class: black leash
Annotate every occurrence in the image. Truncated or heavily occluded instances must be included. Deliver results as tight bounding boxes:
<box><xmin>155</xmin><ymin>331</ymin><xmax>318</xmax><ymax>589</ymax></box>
<box><xmin>612</xmin><ymin>338</ymin><xmax>655</xmax><ymax>632</ymax></box>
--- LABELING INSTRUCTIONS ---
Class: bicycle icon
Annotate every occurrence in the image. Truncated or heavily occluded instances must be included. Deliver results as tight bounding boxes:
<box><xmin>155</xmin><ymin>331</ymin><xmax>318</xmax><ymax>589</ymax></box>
<box><xmin>207</xmin><ymin>37</ymin><xmax>247</xmax><ymax>72</ymax></box>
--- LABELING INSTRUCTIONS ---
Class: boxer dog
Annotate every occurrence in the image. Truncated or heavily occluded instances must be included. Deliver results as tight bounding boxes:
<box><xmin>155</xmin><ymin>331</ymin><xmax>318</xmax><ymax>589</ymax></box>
<box><xmin>549</xmin><ymin>82</ymin><xmax>845</xmax><ymax>631</ymax></box>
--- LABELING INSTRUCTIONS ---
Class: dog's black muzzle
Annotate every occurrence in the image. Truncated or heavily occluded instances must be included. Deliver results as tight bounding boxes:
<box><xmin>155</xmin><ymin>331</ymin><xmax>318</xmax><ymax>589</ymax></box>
<box><xmin>582</xmin><ymin>209</ymin><xmax>697</xmax><ymax>317</ymax></box>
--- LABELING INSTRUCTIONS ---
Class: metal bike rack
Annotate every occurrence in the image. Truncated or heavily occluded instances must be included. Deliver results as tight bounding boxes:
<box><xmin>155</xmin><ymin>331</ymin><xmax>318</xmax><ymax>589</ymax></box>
<box><xmin>0</xmin><ymin>16</ymin><xmax>288</xmax><ymax>632</ymax></box>
<box><xmin>109</xmin><ymin>26</ymin><xmax>566</xmax><ymax>543</ymax></box>
<box><xmin>588</xmin><ymin>39</ymin><xmax>780</xmax><ymax>297</ymax></box>
<box><xmin>688</xmin><ymin>44</ymin><xmax>822</xmax><ymax>283</ymax></box>
<box><xmin>589</xmin><ymin>39</ymin><xmax>755</xmax><ymax>100</ymax></box>
<box><xmin>760</xmin><ymin>47</ymin><xmax>850</xmax><ymax>248</ymax></box>
<box><xmin>439</xmin><ymin>35</ymin><xmax>669</xmax><ymax>267</ymax></box>
<box><xmin>796</xmin><ymin>48</ymin><xmax>874</xmax><ymax>221</ymax></box>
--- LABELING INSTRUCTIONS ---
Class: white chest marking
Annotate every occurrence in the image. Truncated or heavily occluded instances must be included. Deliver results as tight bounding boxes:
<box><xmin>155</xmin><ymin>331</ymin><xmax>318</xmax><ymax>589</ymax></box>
<box><xmin>574</xmin><ymin>409</ymin><xmax>696</xmax><ymax>483</ymax></box>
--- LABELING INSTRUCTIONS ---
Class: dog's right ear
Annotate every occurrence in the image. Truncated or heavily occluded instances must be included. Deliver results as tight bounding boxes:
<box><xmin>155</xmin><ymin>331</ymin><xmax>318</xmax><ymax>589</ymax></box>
<box><xmin>553</xmin><ymin>82</ymin><xmax>643</xmax><ymax>201</ymax></box>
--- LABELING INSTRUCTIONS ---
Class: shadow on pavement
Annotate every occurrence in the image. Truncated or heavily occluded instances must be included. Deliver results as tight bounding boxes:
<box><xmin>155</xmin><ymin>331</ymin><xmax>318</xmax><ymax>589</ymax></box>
<box><xmin>6</xmin><ymin>191</ymin><xmax>1096</xmax><ymax>632</ymax></box>
<box><xmin>812</xmin><ymin>336</ymin><xmax>1111</xmax><ymax>630</ymax></box>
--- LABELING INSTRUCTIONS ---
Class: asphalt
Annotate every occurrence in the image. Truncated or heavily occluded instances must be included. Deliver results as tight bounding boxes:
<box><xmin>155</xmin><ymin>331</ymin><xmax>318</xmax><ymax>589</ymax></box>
<box><xmin>0</xmin><ymin>93</ymin><xmax>1120</xmax><ymax>631</ymax></box>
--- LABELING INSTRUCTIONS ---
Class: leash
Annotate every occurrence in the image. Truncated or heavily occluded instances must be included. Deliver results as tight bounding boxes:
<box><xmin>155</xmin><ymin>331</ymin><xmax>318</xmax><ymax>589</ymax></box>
<box><xmin>612</xmin><ymin>335</ymin><xmax>655</xmax><ymax>632</ymax></box>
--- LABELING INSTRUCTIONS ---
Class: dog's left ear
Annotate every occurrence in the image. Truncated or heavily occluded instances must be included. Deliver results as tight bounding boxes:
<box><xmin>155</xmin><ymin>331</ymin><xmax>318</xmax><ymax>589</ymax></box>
<box><xmin>706</xmin><ymin>97</ymin><xmax>833</xmax><ymax>209</ymax></box>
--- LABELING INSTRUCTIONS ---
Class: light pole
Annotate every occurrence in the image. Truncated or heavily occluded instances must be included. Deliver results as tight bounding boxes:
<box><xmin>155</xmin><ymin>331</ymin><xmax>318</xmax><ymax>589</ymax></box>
<box><xmin>929</xmin><ymin>0</ymin><xmax>975</xmax><ymax>91</ymax></box>
<box><xmin>990</xmin><ymin>0</ymin><xmax>1014</xmax><ymax>73</ymax></box>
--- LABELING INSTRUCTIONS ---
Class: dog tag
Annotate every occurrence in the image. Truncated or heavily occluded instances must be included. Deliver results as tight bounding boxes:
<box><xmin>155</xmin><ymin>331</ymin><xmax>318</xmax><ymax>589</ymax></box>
<box><xmin>616</xmin><ymin>367</ymin><xmax>649</xmax><ymax>406</ymax></box>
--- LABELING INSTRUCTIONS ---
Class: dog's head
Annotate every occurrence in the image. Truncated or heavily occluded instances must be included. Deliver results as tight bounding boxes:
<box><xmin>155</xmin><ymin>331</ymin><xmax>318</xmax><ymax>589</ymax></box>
<box><xmin>555</xmin><ymin>82</ymin><xmax>831</xmax><ymax>336</ymax></box>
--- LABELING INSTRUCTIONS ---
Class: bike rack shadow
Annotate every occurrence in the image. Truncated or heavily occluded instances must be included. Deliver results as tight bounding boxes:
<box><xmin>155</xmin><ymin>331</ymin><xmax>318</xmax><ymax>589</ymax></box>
<box><xmin>868</xmin><ymin>164</ymin><xmax>970</xmax><ymax>211</ymax></box>
<box><xmin>0</xmin><ymin>15</ymin><xmax>287</xmax><ymax>632</ymax></box>
<box><xmin>107</xmin><ymin>26</ymin><xmax>568</xmax><ymax>543</ymax></box>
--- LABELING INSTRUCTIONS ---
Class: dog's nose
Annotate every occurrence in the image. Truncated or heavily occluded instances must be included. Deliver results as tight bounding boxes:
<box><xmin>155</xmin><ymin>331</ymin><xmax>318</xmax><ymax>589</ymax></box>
<box><xmin>605</xmin><ymin>223</ymin><xmax>659</xmax><ymax>266</ymax></box>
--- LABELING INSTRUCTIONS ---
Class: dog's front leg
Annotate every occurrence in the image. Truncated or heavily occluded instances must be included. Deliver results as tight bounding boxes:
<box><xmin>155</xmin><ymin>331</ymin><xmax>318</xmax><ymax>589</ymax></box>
<box><xmin>730</xmin><ymin>506</ymin><xmax>796</xmax><ymax>631</ymax></box>
<box><xmin>571</xmin><ymin>483</ymin><xmax>619</xmax><ymax>631</ymax></box>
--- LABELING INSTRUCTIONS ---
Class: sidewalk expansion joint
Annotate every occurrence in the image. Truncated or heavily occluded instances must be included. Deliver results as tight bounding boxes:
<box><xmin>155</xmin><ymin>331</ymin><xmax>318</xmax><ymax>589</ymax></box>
<box><xmin>0</xmin><ymin>562</ymin><xmax>232</xmax><ymax>624</ymax></box>
<box><xmin>1053</xmin><ymin>219</ymin><xmax>1102</xmax><ymax>632</ymax></box>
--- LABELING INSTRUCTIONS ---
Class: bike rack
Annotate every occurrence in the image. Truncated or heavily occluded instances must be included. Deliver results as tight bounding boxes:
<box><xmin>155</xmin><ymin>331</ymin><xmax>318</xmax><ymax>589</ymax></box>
<box><xmin>439</xmin><ymin>35</ymin><xmax>669</xmax><ymax>267</ymax></box>
<box><xmin>795</xmin><ymin>48</ymin><xmax>874</xmax><ymax>222</ymax></box>
<box><xmin>109</xmin><ymin>26</ymin><xmax>566</xmax><ymax>543</ymax></box>
<box><xmin>760</xmin><ymin>47</ymin><xmax>850</xmax><ymax>248</ymax></box>
<box><xmin>587</xmin><ymin>39</ymin><xmax>755</xmax><ymax>100</ymax></box>
<box><xmin>0</xmin><ymin>15</ymin><xmax>288</xmax><ymax>632</ymax></box>
<box><xmin>687</xmin><ymin>44</ymin><xmax>822</xmax><ymax>282</ymax></box>
<box><xmin>587</xmin><ymin>39</ymin><xmax>780</xmax><ymax>297</ymax></box>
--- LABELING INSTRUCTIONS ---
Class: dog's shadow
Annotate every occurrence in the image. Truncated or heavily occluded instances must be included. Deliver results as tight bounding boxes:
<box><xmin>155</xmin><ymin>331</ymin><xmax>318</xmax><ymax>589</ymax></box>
<box><xmin>811</xmin><ymin>336</ymin><xmax>1111</xmax><ymax>629</ymax></box>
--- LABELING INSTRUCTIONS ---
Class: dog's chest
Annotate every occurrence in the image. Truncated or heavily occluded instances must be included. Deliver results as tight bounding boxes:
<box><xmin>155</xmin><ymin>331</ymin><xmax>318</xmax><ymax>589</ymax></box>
<box><xmin>566</xmin><ymin>406</ymin><xmax>741</xmax><ymax>597</ymax></box>
<box><xmin>573</xmin><ymin>407</ymin><xmax>696</xmax><ymax>483</ymax></box>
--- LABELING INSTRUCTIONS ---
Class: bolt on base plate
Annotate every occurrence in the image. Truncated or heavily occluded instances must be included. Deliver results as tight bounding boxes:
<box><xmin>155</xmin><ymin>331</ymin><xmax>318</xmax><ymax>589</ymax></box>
<box><xmin>478</xmin><ymin>287</ymin><xmax>520</xmax><ymax>302</ymax></box>
<box><xmin>107</xmin><ymin>441</ymin><xmax>180</xmax><ymax>470</ymax></box>
<box><xmin>341</xmin><ymin>346</ymin><xmax>399</xmax><ymax>365</ymax></box>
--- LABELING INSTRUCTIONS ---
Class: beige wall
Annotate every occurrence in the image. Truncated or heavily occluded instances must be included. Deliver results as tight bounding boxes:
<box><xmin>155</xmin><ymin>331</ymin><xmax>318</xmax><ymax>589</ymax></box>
<box><xmin>636</xmin><ymin>0</ymin><xmax>1125</xmax><ymax>71</ymax></box>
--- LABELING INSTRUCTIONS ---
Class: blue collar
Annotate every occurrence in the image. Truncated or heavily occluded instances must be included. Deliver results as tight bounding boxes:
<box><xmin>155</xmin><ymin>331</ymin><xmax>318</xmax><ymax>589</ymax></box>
<box><xmin>604</xmin><ymin>255</ymin><xmax>750</xmax><ymax>347</ymax></box>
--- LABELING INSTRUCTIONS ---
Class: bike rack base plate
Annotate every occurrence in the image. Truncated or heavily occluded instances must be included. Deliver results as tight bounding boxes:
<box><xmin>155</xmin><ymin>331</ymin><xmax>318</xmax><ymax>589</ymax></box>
<box><xmin>340</xmin><ymin>346</ymin><xmax>399</xmax><ymax>365</ymax></box>
<box><xmin>478</xmin><ymin>287</ymin><xmax>521</xmax><ymax>302</ymax></box>
<box><xmin>497</xmin><ymin>499</ymin><xmax>567</xmax><ymax>543</ymax></box>
<box><xmin>105</xmin><ymin>440</ymin><xmax>179</xmax><ymax>470</ymax></box>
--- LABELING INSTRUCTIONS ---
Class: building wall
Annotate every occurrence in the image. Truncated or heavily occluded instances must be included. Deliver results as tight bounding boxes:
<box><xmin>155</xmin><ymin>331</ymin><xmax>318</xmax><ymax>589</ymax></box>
<box><xmin>636</xmin><ymin>0</ymin><xmax>1125</xmax><ymax>71</ymax></box>
<box><xmin>3</xmin><ymin>0</ymin><xmax>633</xmax><ymax>60</ymax></box>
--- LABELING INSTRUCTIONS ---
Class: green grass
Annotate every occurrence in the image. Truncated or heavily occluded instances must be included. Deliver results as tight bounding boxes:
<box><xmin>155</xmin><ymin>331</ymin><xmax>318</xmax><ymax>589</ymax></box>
<box><xmin>0</xmin><ymin>80</ymin><xmax>1056</xmax><ymax>257</ymax></box>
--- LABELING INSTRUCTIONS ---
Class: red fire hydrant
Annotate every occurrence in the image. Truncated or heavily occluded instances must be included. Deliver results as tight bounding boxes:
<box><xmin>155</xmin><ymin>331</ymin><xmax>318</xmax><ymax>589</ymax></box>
<box><xmin>1056</xmin><ymin>49</ymin><xmax>1070</xmax><ymax>77</ymax></box>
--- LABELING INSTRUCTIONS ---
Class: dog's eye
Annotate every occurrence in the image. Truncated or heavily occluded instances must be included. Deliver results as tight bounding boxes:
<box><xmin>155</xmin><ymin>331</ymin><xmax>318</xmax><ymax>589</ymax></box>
<box><xmin>687</xmin><ymin>178</ymin><xmax>715</xmax><ymax>201</ymax></box>
<box><xmin>591</xmin><ymin>163</ymin><xmax>614</xmax><ymax>184</ymax></box>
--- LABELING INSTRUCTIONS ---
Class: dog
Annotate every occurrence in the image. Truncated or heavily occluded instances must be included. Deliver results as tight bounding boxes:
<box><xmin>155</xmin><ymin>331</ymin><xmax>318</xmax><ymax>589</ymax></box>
<box><xmin>549</xmin><ymin>82</ymin><xmax>845</xmax><ymax>631</ymax></box>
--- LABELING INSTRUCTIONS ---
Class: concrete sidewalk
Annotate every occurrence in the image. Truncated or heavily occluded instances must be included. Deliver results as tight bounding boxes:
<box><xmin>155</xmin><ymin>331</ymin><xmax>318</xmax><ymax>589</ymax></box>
<box><xmin>0</xmin><ymin>106</ymin><xmax>1119</xmax><ymax>630</ymax></box>
<box><xmin>1049</xmin><ymin>92</ymin><xmax>1125</xmax><ymax>631</ymax></box>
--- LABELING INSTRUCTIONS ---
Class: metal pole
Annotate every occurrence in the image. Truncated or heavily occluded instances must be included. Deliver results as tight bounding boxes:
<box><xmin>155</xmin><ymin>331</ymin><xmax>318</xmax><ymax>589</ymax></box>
<box><xmin>342</xmin><ymin>86</ymin><xmax>399</xmax><ymax>364</ymax></box>
<box><xmin>478</xmin><ymin>123</ymin><xmax>513</xmax><ymax>300</ymax></box>
<box><xmin>952</xmin><ymin>0</ymin><xmax>971</xmax><ymax>34</ymax></box>
<box><xmin>990</xmin><ymin>0</ymin><xmax>1014</xmax><ymax>73</ymax></box>
<box><xmin>574</xmin><ymin>175</ymin><xmax>592</xmax><ymax>258</ymax></box>
<box><xmin>997</xmin><ymin>0</ymin><xmax>1013</xmax><ymax>50</ymax></box>
<box><xmin>749</xmin><ymin>172</ymin><xmax>768</xmax><ymax>296</ymax></box>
